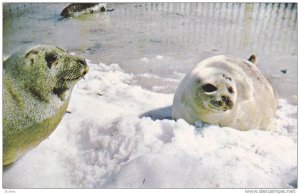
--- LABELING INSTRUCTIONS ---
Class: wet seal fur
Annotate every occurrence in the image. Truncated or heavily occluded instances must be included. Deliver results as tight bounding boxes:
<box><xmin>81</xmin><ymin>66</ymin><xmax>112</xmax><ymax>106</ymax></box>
<box><xmin>3</xmin><ymin>45</ymin><xmax>89</xmax><ymax>165</ymax></box>
<box><xmin>172</xmin><ymin>55</ymin><xmax>277</xmax><ymax>131</ymax></box>
<box><xmin>61</xmin><ymin>3</ymin><xmax>106</xmax><ymax>18</ymax></box>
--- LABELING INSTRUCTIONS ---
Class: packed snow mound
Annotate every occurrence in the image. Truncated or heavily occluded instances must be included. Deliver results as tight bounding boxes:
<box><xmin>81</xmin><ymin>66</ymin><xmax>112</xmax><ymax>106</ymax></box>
<box><xmin>3</xmin><ymin>61</ymin><xmax>297</xmax><ymax>188</ymax></box>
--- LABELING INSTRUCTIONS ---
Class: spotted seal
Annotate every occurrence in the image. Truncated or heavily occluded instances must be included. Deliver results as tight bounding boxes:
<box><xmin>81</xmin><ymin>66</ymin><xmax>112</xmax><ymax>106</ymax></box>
<box><xmin>3</xmin><ymin>45</ymin><xmax>89</xmax><ymax>165</ymax></box>
<box><xmin>172</xmin><ymin>55</ymin><xmax>277</xmax><ymax>131</ymax></box>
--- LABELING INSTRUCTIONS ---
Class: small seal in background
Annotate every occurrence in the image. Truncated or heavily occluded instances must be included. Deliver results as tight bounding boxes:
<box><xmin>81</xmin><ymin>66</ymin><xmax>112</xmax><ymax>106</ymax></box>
<box><xmin>60</xmin><ymin>3</ymin><xmax>107</xmax><ymax>18</ymax></box>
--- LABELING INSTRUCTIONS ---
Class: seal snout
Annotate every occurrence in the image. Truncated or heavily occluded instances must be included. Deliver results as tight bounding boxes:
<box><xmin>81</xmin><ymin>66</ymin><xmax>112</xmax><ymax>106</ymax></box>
<box><xmin>210</xmin><ymin>95</ymin><xmax>233</xmax><ymax>111</ymax></box>
<box><xmin>82</xmin><ymin>66</ymin><xmax>89</xmax><ymax>76</ymax></box>
<box><xmin>78</xmin><ymin>58</ymin><xmax>89</xmax><ymax>76</ymax></box>
<box><xmin>221</xmin><ymin>95</ymin><xmax>233</xmax><ymax>110</ymax></box>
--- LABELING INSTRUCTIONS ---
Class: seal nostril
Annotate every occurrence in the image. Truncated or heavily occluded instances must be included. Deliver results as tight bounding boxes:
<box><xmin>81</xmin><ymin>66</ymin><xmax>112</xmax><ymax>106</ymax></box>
<box><xmin>221</xmin><ymin>95</ymin><xmax>233</xmax><ymax>108</ymax></box>
<box><xmin>77</xmin><ymin>58</ymin><xmax>87</xmax><ymax>66</ymax></box>
<box><xmin>221</xmin><ymin>95</ymin><xmax>228</xmax><ymax>102</ymax></box>
<box><xmin>228</xmin><ymin>86</ymin><xmax>234</xmax><ymax>94</ymax></box>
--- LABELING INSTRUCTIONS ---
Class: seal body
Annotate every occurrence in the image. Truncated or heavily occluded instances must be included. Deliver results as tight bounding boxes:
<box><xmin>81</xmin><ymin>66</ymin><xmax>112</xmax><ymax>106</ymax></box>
<box><xmin>172</xmin><ymin>55</ymin><xmax>277</xmax><ymax>131</ymax></box>
<box><xmin>3</xmin><ymin>45</ymin><xmax>89</xmax><ymax>165</ymax></box>
<box><xmin>61</xmin><ymin>3</ymin><xmax>106</xmax><ymax>18</ymax></box>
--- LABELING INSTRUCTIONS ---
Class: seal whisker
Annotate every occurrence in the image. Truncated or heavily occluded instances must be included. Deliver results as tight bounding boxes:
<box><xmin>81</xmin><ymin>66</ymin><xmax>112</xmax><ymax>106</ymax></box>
<box><xmin>55</xmin><ymin>71</ymin><xmax>70</xmax><ymax>85</ymax></box>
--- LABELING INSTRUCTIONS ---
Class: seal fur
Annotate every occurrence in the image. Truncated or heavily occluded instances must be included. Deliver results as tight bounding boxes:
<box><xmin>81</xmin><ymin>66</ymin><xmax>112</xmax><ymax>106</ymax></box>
<box><xmin>61</xmin><ymin>3</ymin><xmax>106</xmax><ymax>18</ymax></box>
<box><xmin>3</xmin><ymin>45</ymin><xmax>89</xmax><ymax>165</ymax></box>
<box><xmin>172</xmin><ymin>55</ymin><xmax>277</xmax><ymax>131</ymax></box>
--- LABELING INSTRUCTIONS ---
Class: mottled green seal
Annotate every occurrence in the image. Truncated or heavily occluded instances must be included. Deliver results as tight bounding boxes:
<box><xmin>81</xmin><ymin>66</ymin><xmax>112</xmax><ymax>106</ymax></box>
<box><xmin>172</xmin><ymin>55</ymin><xmax>277</xmax><ymax>131</ymax></box>
<box><xmin>3</xmin><ymin>45</ymin><xmax>89</xmax><ymax>165</ymax></box>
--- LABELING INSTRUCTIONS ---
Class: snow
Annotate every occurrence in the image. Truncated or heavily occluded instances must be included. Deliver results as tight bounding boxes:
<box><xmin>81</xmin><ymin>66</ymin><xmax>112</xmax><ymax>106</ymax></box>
<box><xmin>3</xmin><ymin>61</ymin><xmax>297</xmax><ymax>189</ymax></box>
<box><xmin>155</xmin><ymin>55</ymin><xmax>164</xmax><ymax>60</ymax></box>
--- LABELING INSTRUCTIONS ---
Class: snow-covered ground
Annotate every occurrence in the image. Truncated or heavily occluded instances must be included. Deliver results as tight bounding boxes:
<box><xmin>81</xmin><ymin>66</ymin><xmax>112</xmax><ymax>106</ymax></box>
<box><xmin>3</xmin><ymin>60</ymin><xmax>297</xmax><ymax>188</ymax></box>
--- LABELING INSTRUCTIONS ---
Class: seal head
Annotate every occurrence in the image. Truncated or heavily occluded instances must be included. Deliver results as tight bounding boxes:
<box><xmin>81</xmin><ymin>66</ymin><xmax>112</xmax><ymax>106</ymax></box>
<box><xmin>196</xmin><ymin>75</ymin><xmax>236</xmax><ymax>113</ymax></box>
<box><xmin>5</xmin><ymin>45</ymin><xmax>88</xmax><ymax>101</ymax></box>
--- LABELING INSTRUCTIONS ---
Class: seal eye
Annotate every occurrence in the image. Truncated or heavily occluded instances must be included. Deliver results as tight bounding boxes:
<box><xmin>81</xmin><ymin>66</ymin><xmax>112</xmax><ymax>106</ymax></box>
<box><xmin>202</xmin><ymin>83</ymin><xmax>217</xmax><ymax>92</ymax></box>
<box><xmin>228</xmin><ymin>86</ymin><xmax>234</xmax><ymax>94</ymax></box>
<box><xmin>45</xmin><ymin>53</ymin><xmax>58</xmax><ymax>69</ymax></box>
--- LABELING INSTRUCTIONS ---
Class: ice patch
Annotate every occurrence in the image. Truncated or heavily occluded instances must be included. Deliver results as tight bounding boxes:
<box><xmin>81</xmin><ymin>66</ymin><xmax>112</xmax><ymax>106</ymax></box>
<box><xmin>139</xmin><ymin>57</ymin><xmax>149</xmax><ymax>63</ymax></box>
<box><xmin>3</xmin><ymin>61</ymin><xmax>297</xmax><ymax>189</ymax></box>
<box><xmin>155</xmin><ymin>55</ymin><xmax>164</xmax><ymax>60</ymax></box>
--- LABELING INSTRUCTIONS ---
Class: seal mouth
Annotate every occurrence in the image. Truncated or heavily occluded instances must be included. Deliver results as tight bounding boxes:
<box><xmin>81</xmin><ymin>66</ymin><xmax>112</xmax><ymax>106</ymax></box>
<box><xmin>209</xmin><ymin>103</ymin><xmax>231</xmax><ymax>112</ymax></box>
<box><xmin>56</xmin><ymin>67</ymin><xmax>88</xmax><ymax>84</ymax></box>
<box><xmin>209</xmin><ymin>103</ymin><xmax>226</xmax><ymax>111</ymax></box>
<box><xmin>62</xmin><ymin>71</ymin><xmax>88</xmax><ymax>81</ymax></box>
<box><xmin>53</xmin><ymin>64</ymin><xmax>89</xmax><ymax>100</ymax></box>
<box><xmin>62</xmin><ymin>65</ymin><xmax>89</xmax><ymax>81</ymax></box>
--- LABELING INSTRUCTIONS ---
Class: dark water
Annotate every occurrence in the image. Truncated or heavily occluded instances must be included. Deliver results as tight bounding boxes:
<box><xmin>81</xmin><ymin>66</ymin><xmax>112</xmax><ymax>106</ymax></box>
<box><xmin>3</xmin><ymin>3</ymin><xmax>298</xmax><ymax>104</ymax></box>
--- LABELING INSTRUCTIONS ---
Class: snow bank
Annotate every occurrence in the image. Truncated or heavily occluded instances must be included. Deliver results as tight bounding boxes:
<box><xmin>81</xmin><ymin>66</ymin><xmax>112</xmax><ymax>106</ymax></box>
<box><xmin>3</xmin><ymin>61</ymin><xmax>297</xmax><ymax>188</ymax></box>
